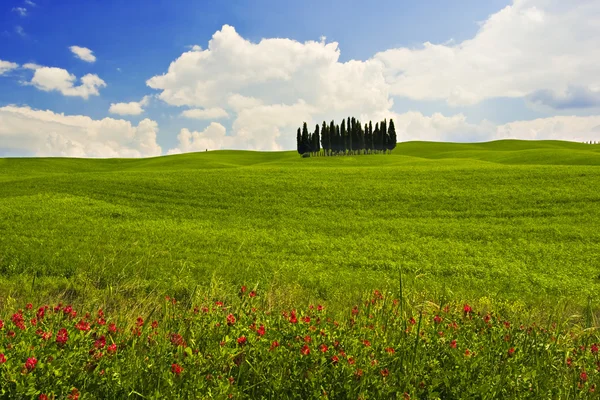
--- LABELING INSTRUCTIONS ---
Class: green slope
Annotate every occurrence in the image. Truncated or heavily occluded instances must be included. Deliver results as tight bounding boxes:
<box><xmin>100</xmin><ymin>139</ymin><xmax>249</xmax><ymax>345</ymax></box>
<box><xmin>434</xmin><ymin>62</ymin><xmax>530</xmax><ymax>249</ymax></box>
<box><xmin>1</xmin><ymin>140</ymin><xmax>599</xmax><ymax>312</ymax></box>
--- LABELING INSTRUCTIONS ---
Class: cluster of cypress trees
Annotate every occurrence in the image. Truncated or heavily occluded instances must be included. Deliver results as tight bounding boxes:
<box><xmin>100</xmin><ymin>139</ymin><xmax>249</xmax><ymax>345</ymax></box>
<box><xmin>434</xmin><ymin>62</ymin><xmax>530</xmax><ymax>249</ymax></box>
<box><xmin>296</xmin><ymin>117</ymin><xmax>397</xmax><ymax>156</ymax></box>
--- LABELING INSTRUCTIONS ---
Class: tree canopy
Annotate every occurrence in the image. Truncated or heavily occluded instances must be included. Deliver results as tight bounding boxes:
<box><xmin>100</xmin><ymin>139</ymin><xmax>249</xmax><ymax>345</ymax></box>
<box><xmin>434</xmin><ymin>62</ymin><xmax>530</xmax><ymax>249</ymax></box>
<box><xmin>296</xmin><ymin>117</ymin><xmax>397</xmax><ymax>156</ymax></box>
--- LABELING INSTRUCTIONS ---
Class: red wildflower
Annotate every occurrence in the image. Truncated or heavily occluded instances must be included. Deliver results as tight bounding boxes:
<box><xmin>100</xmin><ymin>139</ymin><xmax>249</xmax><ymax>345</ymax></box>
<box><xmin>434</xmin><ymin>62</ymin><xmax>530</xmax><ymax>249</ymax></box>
<box><xmin>409</xmin><ymin>317</ymin><xmax>416</xmax><ymax>325</ymax></box>
<box><xmin>41</xmin><ymin>331</ymin><xmax>52</xmax><ymax>341</ymax></box>
<box><xmin>302</xmin><ymin>316</ymin><xmax>311</xmax><ymax>324</ymax></box>
<box><xmin>508</xmin><ymin>347</ymin><xmax>515</xmax><ymax>356</ymax></box>
<box><xmin>465</xmin><ymin>349</ymin><xmax>472</xmax><ymax>357</ymax></box>
<box><xmin>56</xmin><ymin>328</ymin><xmax>69</xmax><ymax>345</ymax></box>
<box><xmin>257</xmin><ymin>324</ymin><xmax>266</xmax><ymax>336</ymax></box>
<box><xmin>108</xmin><ymin>323</ymin><xmax>117</xmax><ymax>333</ymax></box>
<box><xmin>0</xmin><ymin>320</ymin><xmax>3</xmax><ymax>329</ymax></box>
<box><xmin>581</xmin><ymin>371</ymin><xmax>588</xmax><ymax>382</ymax></box>
<box><xmin>240</xmin><ymin>285</ymin><xmax>247</xmax><ymax>294</ymax></box>
<box><xmin>317</xmin><ymin>305</ymin><xmax>324</xmax><ymax>312</ymax></box>
<box><xmin>362</xmin><ymin>339</ymin><xmax>371</xmax><ymax>347</ymax></box>
<box><xmin>170</xmin><ymin>333</ymin><xmax>186</xmax><ymax>347</ymax></box>
<box><xmin>301</xmin><ymin>344</ymin><xmax>310</xmax><ymax>356</ymax></box>
<box><xmin>107</xmin><ymin>344</ymin><xmax>117</xmax><ymax>354</ymax></box>
<box><xmin>26</xmin><ymin>303</ymin><xmax>33</xmax><ymax>310</ymax></box>
<box><xmin>249</xmin><ymin>291</ymin><xmax>256</xmax><ymax>298</ymax></box>
<box><xmin>331</xmin><ymin>355</ymin><xmax>339</xmax><ymax>364</ymax></box>
<box><xmin>381</xmin><ymin>368</ymin><xmax>389</xmax><ymax>377</ymax></box>
<box><xmin>463</xmin><ymin>304</ymin><xmax>472</xmax><ymax>314</ymax></box>
<box><xmin>348</xmin><ymin>357</ymin><xmax>356</xmax><ymax>365</ymax></box>
<box><xmin>304</xmin><ymin>335</ymin><xmax>312</xmax><ymax>343</ymax></box>
<box><xmin>25</xmin><ymin>357</ymin><xmax>37</xmax><ymax>371</ymax></box>
<box><xmin>75</xmin><ymin>320</ymin><xmax>90</xmax><ymax>332</ymax></box>
<box><xmin>171</xmin><ymin>363</ymin><xmax>183</xmax><ymax>375</ymax></box>
<box><xmin>352</xmin><ymin>306</ymin><xmax>359</xmax><ymax>316</ymax></box>
<box><xmin>63</xmin><ymin>305</ymin><xmax>73</xmax><ymax>315</ymax></box>
<box><xmin>484</xmin><ymin>314</ymin><xmax>491</xmax><ymax>323</ymax></box>
<box><xmin>434</xmin><ymin>315</ymin><xmax>442</xmax><ymax>324</ymax></box>
<box><xmin>592</xmin><ymin>344</ymin><xmax>599</xmax><ymax>355</ymax></box>
<box><xmin>289</xmin><ymin>310</ymin><xmax>298</xmax><ymax>324</ymax></box>
<box><xmin>39</xmin><ymin>395</ymin><xmax>49</xmax><ymax>400</ymax></box>
<box><xmin>151</xmin><ymin>321</ymin><xmax>158</xmax><ymax>329</ymax></box>
<box><xmin>450</xmin><ymin>340</ymin><xmax>457</xmax><ymax>349</ymax></box>
<box><xmin>0</xmin><ymin>354</ymin><xmax>6</xmax><ymax>364</ymax></box>
<box><xmin>567</xmin><ymin>358</ymin><xmax>573</xmax><ymax>367</ymax></box>
<box><xmin>94</xmin><ymin>336</ymin><xmax>106</xmax><ymax>349</ymax></box>
<box><xmin>320</xmin><ymin>344</ymin><xmax>328</xmax><ymax>353</ymax></box>
<box><xmin>385</xmin><ymin>347</ymin><xmax>395</xmax><ymax>354</ymax></box>
<box><xmin>136</xmin><ymin>317</ymin><xmax>144</xmax><ymax>327</ymax></box>
<box><xmin>97</xmin><ymin>317</ymin><xmax>106</xmax><ymax>326</ymax></box>
<box><xmin>237</xmin><ymin>336</ymin><xmax>247</xmax><ymax>346</ymax></box>
<box><xmin>226</xmin><ymin>314</ymin><xmax>236</xmax><ymax>326</ymax></box>
<box><xmin>66</xmin><ymin>388</ymin><xmax>80</xmax><ymax>400</ymax></box>
<box><xmin>269</xmin><ymin>340</ymin><xmax>279</xmax><ymax>351</ymax></box>
<box><xmin>354</xmin><ymin>369</ymin><xmax>364</xmax><ymax>379</ymax></box>
<box><xmin>37</xmin><ymin>307</ymin><xmax>45</xmax><ymax>320</ymax></box>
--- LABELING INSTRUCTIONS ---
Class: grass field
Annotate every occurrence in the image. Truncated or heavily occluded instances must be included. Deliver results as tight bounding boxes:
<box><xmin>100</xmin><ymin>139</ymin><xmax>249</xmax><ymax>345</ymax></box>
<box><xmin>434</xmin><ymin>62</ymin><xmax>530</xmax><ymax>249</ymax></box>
<box><xmin>2</xmin><ymin>139</ymin><xmax>600</xmax><ymax>398</ymax></box>
<box><xmin>1</xmin><ymin>139</ymin><xmax>599</xmax><ymax>315</ymax></box>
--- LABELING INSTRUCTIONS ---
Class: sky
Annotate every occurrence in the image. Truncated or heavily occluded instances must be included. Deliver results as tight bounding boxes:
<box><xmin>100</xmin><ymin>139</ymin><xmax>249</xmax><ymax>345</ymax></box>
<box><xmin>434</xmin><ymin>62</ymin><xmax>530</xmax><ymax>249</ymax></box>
<box><xmin>1</xmin><ymin>0</ymin><xmax>599</xmax><ymax>157</ymax></box>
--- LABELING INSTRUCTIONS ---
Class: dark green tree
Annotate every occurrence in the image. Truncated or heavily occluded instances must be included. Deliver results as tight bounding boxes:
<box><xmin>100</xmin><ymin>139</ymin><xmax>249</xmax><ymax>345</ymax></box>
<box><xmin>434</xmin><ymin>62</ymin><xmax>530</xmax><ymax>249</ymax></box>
<box><xmin>387</xmin><ymin>119</ymin><xmax>397</xmax><ymax>152</ymax></box>
<box><xmin>301</xmin><ymin>122</ymin><xmax>310</xmax><ymax>154</ymax></box>
<box><xmin>340</xmin><ymin>119</ymin><xmax>347</xmax><ymax>154</ymax></box>
<box><xmin>296</xmin><ymin>128</ymin><xmax>302</xmax><ymax>155</ymax></box>
<box><xmin>313</xmin><ymin>124</ymin><xmax>321</xmax><ymax>155</ymax></box>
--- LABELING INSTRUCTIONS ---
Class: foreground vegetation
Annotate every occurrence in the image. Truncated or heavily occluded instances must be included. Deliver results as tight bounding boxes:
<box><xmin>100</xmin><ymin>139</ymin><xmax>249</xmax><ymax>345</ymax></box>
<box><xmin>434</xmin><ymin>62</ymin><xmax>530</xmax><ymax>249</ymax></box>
<box><xmin>1</xmin><ymin>288</ymin><xmax>598</xmax><ymax>399</ymax></box>
<box><xmin>1</xmin><ymin>139</ymin><xmax>600</xmax><ymax>397</ymax></box>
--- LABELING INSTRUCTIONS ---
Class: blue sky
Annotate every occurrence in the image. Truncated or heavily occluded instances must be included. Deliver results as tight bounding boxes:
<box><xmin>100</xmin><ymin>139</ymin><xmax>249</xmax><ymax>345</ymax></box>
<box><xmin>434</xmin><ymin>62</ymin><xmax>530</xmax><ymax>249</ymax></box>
<box><xmin>1</xmin><ymin>0</ymin><xmax>599</xmax><ymax>157</ymax></box>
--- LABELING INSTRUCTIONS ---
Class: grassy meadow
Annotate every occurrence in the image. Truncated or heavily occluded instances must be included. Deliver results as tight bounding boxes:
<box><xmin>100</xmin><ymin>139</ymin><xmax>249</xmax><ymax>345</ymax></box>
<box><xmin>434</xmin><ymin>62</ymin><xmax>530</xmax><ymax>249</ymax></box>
<box><xmin>1</xmin><ymin>140</ymin><xmax>600</xmax><ymax>313</ymax></box>
<box><xmin>2</xmin><ymin>139</ymin><xmax>600</xmax><ymax>398</ymax></box>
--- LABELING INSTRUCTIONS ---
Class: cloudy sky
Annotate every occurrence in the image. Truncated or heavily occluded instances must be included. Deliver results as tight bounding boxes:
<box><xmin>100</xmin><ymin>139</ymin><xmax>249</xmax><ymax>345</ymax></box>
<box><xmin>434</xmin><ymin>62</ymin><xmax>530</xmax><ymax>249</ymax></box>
<box><xmin>1</xmin><ymin>0</ymin><xmax>599</xmax><ymax>157</ymax></box>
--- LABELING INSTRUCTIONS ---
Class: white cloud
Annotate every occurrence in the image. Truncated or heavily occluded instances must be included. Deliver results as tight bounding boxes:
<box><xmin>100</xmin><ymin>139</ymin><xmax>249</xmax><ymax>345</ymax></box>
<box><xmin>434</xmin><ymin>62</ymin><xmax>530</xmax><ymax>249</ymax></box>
<box><xmin>147</xmin><ymin>24</ymin><xmax>391</xmax><ymax>150</ymax></box>
<box><xmin>0</xmin><ymin>105</ymin><xmax>162</xmax><ymax>157</ymax></box>
<box><xmin>29</xmin><ymin>66</ymin><xmax>106</xmax><ymax>99</ymax></box>
<box><xmin>180</xmin><ymin>107</ymin><xmax>229</xmax><ymax>120</ymax></box>
<box><xmin>15</xmin><ymin>26</ymin><xmax>25</xmax><ymax>37</ymax></box>
<box><xmin>69</xmin><ymin>46</ymin><xmax>97</xmax><ymax>63</ymax></box>
<box><xmin>12</xmin><ymin>7</ymin><xmax>27</xmax><ymax>17</ymax></box>
<box><xmin>25</xmin><ymin>0</ymin><xmax>36</xmax><ymax>6</ymax></box>
<box><xmin>167</xmin><ymin>123</ymin><xmax>230</xmax><ymax>154</ymax></box>
<box><xmin>375</xmin><ymin>0</ymin><xmax>600</xmax><ymax>106</ymax></box>
<box><xmin>23</xmin><ymin>63</ymin><xmax>42</xmax><ymax>70</ymax></box>
<box><xmin>109</xmin><ymin>96</ymin><xmax>151</xmax><ymax>116</ymax></box>
<box><xmin>377</xmin><ymin>111</ymin><xmax>600</xmax><ymax>144</ymax></box>
<box><xmin>0</xmin><ymin>60</ymin><xmax>19</xmax><ymax>75</ymax></box>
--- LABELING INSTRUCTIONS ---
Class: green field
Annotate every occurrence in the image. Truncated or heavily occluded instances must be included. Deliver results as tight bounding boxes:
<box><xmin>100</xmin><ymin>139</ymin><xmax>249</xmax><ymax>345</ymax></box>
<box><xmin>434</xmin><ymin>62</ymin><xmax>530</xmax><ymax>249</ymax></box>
<box><xmin>1</xmin><ymin>140</ymin><xmax>600</xmax><ymax>315</ymax></box>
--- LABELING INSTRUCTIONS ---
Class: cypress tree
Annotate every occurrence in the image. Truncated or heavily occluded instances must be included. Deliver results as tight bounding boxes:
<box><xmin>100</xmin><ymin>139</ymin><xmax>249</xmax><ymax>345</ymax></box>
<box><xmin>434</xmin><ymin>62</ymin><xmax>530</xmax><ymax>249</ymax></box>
<box><xmin>301</xmin><ymin>122</ymin><xmax>310</xmax><ymax>155</ymax></box>
<box><xmin>314</xmin><ymin>124</ymin><xmax>321</xmax><ymax>155</ymax></box>
<box><xmin>388</xmin><ymin>119</ymin><xmax>397</xmax><ymax>152</ymax></box>
<box><xmin>364</xmin><ymin>123</ymin><xmax>369</xmax><ymax>154</ymax></box>
<box><xmin>336</xmin><ymin>124</ymin><xmax>341</xmax><ymax>154</ymax></box>
<box><xmin>341</xmin><ymin>119</ymin><xmax>347</xmax><ymax>154</ymax></box>
<box><xmin>380</xmin><ymin>119</ymin><xmax>387</xmax><ymax>154</ymax></box>
<box><xmin>330</xmin><ymin>120</ymin><xmax>336</xmax><ymax>154</ymax></box>
<box><xmin>297</xmin><ymin>128</ymin><xmax>302</xmax><ymax>155</ymax></box>
<box><xmin>374</xmin><ymin>122</ymin><xmax>380</xmax><ymax>152</ymax></box>
<box><xmin>321</xmin><ymin>121</ymin><xmax>329</xmax><ymax>156</ymax></box>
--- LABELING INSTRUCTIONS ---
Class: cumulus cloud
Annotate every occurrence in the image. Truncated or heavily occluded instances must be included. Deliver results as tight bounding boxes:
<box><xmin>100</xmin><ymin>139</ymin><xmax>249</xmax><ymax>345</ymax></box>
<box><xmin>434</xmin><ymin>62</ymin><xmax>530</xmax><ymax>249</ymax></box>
<box><xmin>0</xmin><ymin>60</ymin><xmax>19</xmax><ymax>75</ymax></box>
<box><xmin>375</xmin><ymin>0</ymin><xmax>600</xmax><ymax>107</ymax></box>
<box><xmin>385</xmin><ymin>111</ymin><xmax>600</xmax><ymax>144</ymax></box>
<box><xmin>167</xmin><ymin>123</ymin><xmax>230</xmax><ymax>154</ymax></box>
<box><xmin>0</xmin><ymin>105</ymin><xmax>161</xmax><ymax>157</ymax></box>
<box><xmin>528</xmin><ymin>86</ymin><xmax>600</xmax><ymax>109</ymax></box>
<box><xmin>69</xmin><ymin>46</ymin><xmax>97</xmax><ymax>63</ymax></box>
<box><xmin>109</xmin><ymin>96</ymin><xmax>151</xmax><ymax>116</ymax></box>
<box><xmin>147</xmin><ymin>24</ymin><xmax>392</xmax><ymax>150</ymax></box>
<box><xmin>12</xmin><ymin>7</ymin><xmax>27</xmax><ymax>17</ymax></box>
<box><xmin>28</xmin><ymin>66</ymin><xmax>106</xmax><ymax>99</ymax></box>
<box><xmin>180</xmin><ymin>107</ymin><xmax>229</xmax><ymax>120</ymax></box>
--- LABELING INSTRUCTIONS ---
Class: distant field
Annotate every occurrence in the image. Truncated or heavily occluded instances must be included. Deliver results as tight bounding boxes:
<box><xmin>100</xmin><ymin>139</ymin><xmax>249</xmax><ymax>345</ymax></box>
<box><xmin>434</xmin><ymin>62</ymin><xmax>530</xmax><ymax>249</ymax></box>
<box><xmin>1</xmin><ymin>140</ymin><xmax>599</xmax><ymax>314</ymax></box>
